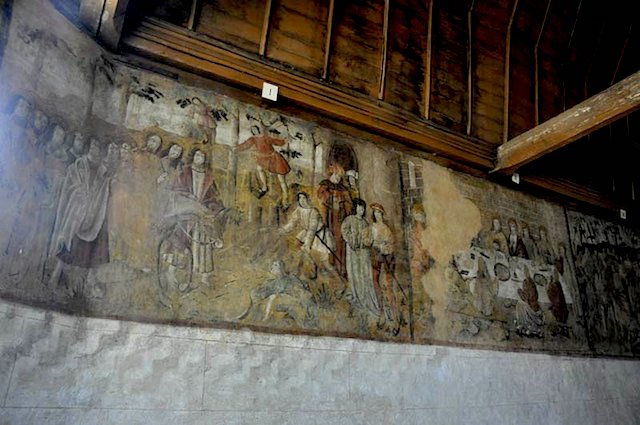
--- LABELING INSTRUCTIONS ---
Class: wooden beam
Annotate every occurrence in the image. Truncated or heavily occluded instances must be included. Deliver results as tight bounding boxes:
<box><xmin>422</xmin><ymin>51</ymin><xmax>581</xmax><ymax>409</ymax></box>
<box><xmin>494</xmin><ymin>70</ymin><xmax>640</xmax><ymax>173</ymax></box>
<box><xmin>322</xmin><ymin>0</ymin><xmax>335</xmax><ymax>80</ymax></box>
<box><xmin>122</xmin><ymin>18</ymin><xmax>496</xmax><ymax>168</ymax></box>
<box><xmin>259</xmin><ymin>0</ymin><xmax>273</xmax><ymax>56</ymax></box>
<box><xmin>378</xmin><ymin>0</ymin><xmax>390</xmax><ymax>100</ymax></box>
<box><xmin>502</xmin><ymin>0</ymin><xmax>519</xmax><ymax>142</ymax></box>
<box><xmin>423</xmin><ymin>0</ymin><xmax>434</xmax><ymax>119</ymax></box>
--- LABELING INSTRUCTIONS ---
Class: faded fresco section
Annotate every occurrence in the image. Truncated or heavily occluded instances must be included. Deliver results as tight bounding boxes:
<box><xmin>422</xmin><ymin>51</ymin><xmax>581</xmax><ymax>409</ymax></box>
<box><xmin>567</xmin><ymin>210</ymin><xmax>640</xmax><ymax>355</ymax></box>
<box><xmin>399</xmin><ymin>159</ymin><xmax>588</xmax><ymax>352</ymax></box>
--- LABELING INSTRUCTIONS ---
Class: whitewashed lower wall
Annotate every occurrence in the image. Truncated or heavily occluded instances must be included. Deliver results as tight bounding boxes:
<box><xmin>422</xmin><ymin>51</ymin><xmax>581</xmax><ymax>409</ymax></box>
<box><xmin>0</xmin><ymin>298</ymin><xmax>639</xmax><ymax>425</ymax></box>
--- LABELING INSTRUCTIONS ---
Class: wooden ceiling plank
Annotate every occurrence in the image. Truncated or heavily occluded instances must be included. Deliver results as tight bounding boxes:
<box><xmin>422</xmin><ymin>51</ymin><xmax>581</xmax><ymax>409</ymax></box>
<box><xmin>494</xmin><ymin>70</ymin><xmax>640</xmax><ymax>173</ymax></box>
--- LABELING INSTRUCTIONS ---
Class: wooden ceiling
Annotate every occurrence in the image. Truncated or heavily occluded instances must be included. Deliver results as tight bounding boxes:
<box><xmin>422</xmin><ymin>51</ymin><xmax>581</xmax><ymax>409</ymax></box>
<box><xmin>53</xmin><ymin>0</ymin><xmax>640</xmax><ymax>220</ymax></box>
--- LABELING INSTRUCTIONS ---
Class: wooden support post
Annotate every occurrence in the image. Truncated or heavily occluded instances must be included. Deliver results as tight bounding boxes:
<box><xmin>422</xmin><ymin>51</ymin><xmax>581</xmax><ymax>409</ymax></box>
<box><xmin>259</xmin><ymin>0</ymin><xmax>273</xmax><ymax>56</ymax></box>
<box><xmin>79</xmin><ymin>0</ymin><xmax>105</xmax><ymax>36</ymax></box>
<box><xmin>378</xmin><ymin>0</ymin><xmax>390</xmax><ymax>100</ymax></box>
<box><xmin>502</xmin><ymin>0</ymin><xmax>519</xmax><ymax>142</ymax></box>
<box><xmin>494</xmin><ymin>70</ymin><xmax>640</xmax><ymax>173</ymax></box>
<box><xmin>79</xmin><ymin>0</ymin><xmax>131</xmax><ymax>49</ymax></box>
<box><xmin>424</xmin><ymin>0</ymin><xmax>434</xmax><ymax>119</ymax></box>
<box><xmin>534</xmin><ymin>0</ymin><xmax>552</xmax><ymax>126</ymax></box>
<box><xmin>466</xmin><ymin>0</ymin><xmax>476</xmax><ymax>136</ymax></box>
<box><xmin>322</xmin><ymin>0</ymin><xmax>335</xmax><ymax>80</ymax></box>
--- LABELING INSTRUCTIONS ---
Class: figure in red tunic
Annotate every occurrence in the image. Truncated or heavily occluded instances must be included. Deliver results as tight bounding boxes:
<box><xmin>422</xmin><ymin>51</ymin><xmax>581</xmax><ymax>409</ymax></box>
<box><xmin>238</xmin><ymin>125</ymin><xmax>291</xmax><ymax>205</ymax></box>
<box><xmin>317</xmin><ymin>164</ymin><xmax>352</xmax><ymax>278</ymax></box>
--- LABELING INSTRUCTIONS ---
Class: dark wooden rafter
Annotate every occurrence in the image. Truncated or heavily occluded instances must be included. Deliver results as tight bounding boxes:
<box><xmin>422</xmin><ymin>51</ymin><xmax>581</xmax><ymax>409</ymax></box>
<box><xmin>122</xmin><ymin>18</ymin><xmax>496</xmax><ymax>167</ymax></box>
<box><xmin>534</xmin><ymin>0</ymin><xmax>552</xmax><ymax>125</ymax></box>
<box><xmin>322</xmin><ymin>0</ymin><xmax>335</xmax><ymax>80</ymax></box>
<box><xmin>378</xmin><ymin>0</ymin><xmax>390</xmax><ymax>100</ymax></box>
<box><xmin>259</xmin><ymin>0</ymin><xmax>273</xmax><ymax>56</ymax></box>
<box><xmin>465</xmin><ymin>0</ymin><xmax>476</xmax><ymax>136</ymax></box>
<box><xmin>494</xmin><ymin>70</ymin><xmax>640</xmax><ymax>174</ymax></box>
<box><xmin>423</xmin><ymin>0</ymin><xmax>434</xmax><ymax>119</ymax></box>
<box><xmin>502</xmin><ymin>0</ymin><xmax>519</xmax><ymax>142</ymax></box>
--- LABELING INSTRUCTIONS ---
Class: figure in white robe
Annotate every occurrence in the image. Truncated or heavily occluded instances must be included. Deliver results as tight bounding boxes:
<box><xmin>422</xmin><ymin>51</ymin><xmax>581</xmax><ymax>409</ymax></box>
<box><xmin>341</xmin><ymin>199</ymin><xmax>378</xmax><ymax>316</ymax></box>
<box><xmin>280</xmin><ymin>192</ymin><xmax>336</xmax><ymax>280</ymax></box>
<box><xmin>48</xmin><ymin>139</ymin><xmax>117</xmax><ymax>287</ymax></box>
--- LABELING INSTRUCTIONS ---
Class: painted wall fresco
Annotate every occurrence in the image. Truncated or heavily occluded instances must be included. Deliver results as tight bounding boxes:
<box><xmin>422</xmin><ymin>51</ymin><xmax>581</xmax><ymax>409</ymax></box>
<box><xmin>400</xmin><ymin>164</ymin><xmax>588</xmax><ymax>352</ymax></box>
<box><xmin>567</xmin><ymin>210</ymin><xmax>640</xmax><ymax>355</ymax></box>
<box><xmin>0</xmin><ymin>63</ymin><xmax>589</xmax><ymax>351</ymax></box>
<box><xmin>0</xmin><ymin>0</ymin><xmax>638</xmax><ymax>355</ymax></box>
<box><xmin>0</xmin><ymin>58</ymin><xmax>416</xmax><ymax>342</ymax></box>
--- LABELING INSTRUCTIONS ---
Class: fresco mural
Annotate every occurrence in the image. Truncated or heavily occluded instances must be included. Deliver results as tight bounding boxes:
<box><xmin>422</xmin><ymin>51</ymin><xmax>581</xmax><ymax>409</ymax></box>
<box><xmin>399</xmin><ymin>164</ymin><xmax>588</xmax><ymax>352</ymax></box>
<box><xmin>0</xmin><ymin>56</ymin><xmax>637</xmax><ymax>355</ymax></box>
<box><xmin>567</xmin><ymin>210</ymin><xmax>640</xmax><ymax>355</ymax></box>
<box><xmin>0</xmin><ymin>63</ymin><xmax>414</xmax><ymax>342</ymax></box>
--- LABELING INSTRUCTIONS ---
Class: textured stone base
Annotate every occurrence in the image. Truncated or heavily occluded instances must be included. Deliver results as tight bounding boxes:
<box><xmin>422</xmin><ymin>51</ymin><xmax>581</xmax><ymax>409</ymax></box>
<box><xmin>1</xmin><ymin>299</ymin><xmax>639</xmax><ymax>425</ymax></box>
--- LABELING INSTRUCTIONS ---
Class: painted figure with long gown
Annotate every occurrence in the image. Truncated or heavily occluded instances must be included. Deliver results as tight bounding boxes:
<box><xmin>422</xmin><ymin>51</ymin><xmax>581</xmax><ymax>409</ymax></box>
<box><xmin>167</xmin><ymin>148</ymin><xmax>224</xmax><ymax>290</ymax></box>
<box><xmin>515</xmin><ymin>268</ymin><xmax>545</xmax><ymax>337</ymax></box>
<box><xmin>48</xmin><ymin>139</ymin><xmax>118</xmax><ymax>288</ymax></box>
<box><xmin>341</xmin><ymin>198</ymin><xmax>378</xmax><ymax>316</ymax></box>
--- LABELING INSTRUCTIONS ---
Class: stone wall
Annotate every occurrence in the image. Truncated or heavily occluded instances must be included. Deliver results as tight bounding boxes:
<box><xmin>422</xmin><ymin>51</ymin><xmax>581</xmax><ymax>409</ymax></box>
<box><xmin>1</xmin><ymin>298</ymin><xmax>640</xmax><ymax>424</ymax></box>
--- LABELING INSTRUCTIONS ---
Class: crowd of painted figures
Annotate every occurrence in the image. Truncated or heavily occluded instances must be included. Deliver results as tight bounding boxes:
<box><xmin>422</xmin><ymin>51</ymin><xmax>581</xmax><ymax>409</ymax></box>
<box><xmin>278</xmin><ymin>173</ymin><xmax>405</xmax><ymax>331</ymax></box>
<box><xmin>451</xmin><ymin>216</ymin><xmax>573</xmax><ymax>339</ymax></box>
<box><xmin>569</xmin><ymin>213</ymin><xmax>640</xmax><ymax>351</ymax></box>
<box><xmin>0</xmin><ymin>96</ymin><xmax>406</xmax><ymax>333</ymax></box>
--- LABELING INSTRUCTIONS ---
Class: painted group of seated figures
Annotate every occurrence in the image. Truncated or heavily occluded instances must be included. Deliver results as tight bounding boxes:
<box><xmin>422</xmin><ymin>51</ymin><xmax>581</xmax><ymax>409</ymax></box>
<box><xmin>454</xmin><ymin>216</ymin><xmax>573</xmax><ymax>338</ymax></box>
